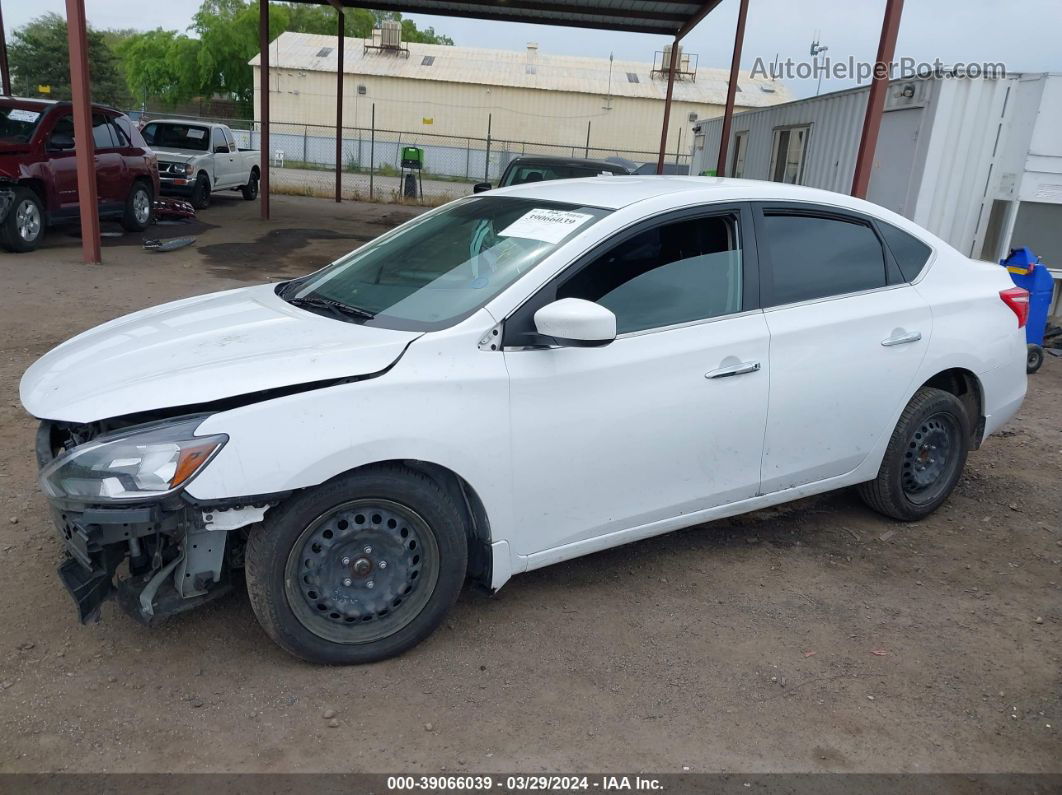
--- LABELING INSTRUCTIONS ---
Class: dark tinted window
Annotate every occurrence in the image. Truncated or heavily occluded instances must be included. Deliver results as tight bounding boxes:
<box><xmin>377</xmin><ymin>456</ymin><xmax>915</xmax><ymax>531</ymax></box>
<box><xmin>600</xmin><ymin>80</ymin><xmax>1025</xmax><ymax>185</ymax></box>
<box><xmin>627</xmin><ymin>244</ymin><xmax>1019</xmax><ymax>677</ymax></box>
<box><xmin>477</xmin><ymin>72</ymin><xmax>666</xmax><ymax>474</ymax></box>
<box><xmin>763</xmin><ymin>213</ymin><xmax>886</xmax><ymax>306</ymax></box>
<box><xmin>49</xmin><ymin>114</ymin><xmax>75</xmax><ymax>149</ymax></box>
<box><xmin>878</xmin><ymin>221</ymin><xmax>932</xmax><ymax>282</ymax></box>
<box><xmin>91</xmin><ymin>113</ymin><xmax>117</xmax><ymax>149</ymax></box>
<box><xmin>558</xmin><ymin>215</ymin><xmax>742</xmax><ymax>333</ymax></box>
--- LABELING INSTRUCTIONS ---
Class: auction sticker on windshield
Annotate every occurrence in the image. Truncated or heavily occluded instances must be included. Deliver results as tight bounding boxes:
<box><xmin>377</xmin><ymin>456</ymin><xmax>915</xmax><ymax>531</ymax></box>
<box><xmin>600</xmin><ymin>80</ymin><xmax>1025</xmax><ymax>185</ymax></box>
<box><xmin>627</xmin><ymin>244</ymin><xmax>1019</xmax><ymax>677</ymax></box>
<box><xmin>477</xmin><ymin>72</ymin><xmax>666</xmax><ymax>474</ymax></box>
<box><xmin>499</xmin><ymin>208</ymin><xmax>594</xmax><ymax>244</ymax></box>
<box><xmin>7</xmin><ymin>109</ymin><xmax>40</xmax><ymax>123</ymax></box>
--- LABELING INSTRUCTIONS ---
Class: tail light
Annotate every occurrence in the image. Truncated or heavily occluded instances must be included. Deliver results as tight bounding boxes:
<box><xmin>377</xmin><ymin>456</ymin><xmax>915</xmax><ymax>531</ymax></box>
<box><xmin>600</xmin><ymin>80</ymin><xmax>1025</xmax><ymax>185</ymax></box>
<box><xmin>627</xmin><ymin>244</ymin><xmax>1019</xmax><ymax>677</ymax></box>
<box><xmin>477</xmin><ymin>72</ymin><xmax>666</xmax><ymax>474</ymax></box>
<box><xmin>999</xmin><ymin>287</ymin><xmax>1029</xmax><ymax>328</ymax></box>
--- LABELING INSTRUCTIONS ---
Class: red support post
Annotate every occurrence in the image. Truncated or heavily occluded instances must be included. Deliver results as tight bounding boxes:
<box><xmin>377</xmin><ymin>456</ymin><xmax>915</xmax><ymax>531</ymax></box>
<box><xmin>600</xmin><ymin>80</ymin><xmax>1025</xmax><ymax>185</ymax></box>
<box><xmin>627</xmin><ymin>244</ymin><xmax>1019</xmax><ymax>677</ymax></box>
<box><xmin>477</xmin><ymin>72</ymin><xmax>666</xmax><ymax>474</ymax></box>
<box><xmin>851</xmin><ymin>0</ymin><xmax>904</xmax><ymax>198</ymax></box>
<box><xmin>0</xmin><ymin>1</ymin><xmax>12</xmax><ymax>96</ymax></box>
<box><xmin>64</xmin><ymin>0</ymin><xmax>100</xmax><ymax>264</ymax></box>
<box><xmin>656</xmin><ymin>38</ymin><xmax>680</xmax><ymax>175</ymax></box>
<box><xmin>259</xmin><ymin>0</ymin><xmax>270</xmax><ymax>220</ymax></box>
<box><xmin>335</xmin><ymin>9</ymin><xmax>344</xmax><ymax>203</ymax></box>
<box><xmin>716</xmin><ymin>0</ymin><xmax>749</xmax><ymax>177</ymax></box>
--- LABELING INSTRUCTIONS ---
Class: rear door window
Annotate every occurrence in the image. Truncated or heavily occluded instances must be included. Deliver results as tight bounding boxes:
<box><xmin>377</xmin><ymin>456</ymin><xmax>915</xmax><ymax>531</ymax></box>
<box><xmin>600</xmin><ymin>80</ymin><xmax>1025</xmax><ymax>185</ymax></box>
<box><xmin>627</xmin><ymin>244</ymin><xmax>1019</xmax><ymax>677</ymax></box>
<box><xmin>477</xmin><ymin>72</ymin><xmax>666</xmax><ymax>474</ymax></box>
<box><xmin>91</xmin><ymin>113</ymin><xmax>118</xmax><ymax>149</ymax></box>
<box><xmin>877</xmin><ymin>221</ymin><xmax>932</xmax><ymax>282</ymax></box>
<box><xmin>761</xmin><ymin>211</ymin><xmax>887</xmax><ymax>306</ymax></box>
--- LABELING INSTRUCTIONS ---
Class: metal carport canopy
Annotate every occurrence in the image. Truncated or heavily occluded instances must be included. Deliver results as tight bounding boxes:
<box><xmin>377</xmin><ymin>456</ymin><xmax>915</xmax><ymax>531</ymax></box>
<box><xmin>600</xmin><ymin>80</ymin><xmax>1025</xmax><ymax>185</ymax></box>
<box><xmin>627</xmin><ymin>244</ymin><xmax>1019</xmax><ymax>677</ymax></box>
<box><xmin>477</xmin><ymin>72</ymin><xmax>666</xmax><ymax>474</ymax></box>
<box><xmin>298</xmin><ymin>1</ymin><xmax>722</xmax><ymax>37</ymax></box>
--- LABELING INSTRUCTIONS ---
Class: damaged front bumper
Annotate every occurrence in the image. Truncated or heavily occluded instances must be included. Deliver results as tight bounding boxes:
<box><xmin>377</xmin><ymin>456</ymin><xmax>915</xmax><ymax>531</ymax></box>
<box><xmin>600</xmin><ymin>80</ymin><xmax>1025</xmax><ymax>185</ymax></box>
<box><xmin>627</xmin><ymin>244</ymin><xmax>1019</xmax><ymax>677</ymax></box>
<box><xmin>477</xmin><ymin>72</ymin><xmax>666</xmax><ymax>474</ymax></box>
<box><xmin>37</xmin><ymin>421</ymin><xmax>278</xmax><ymax>625</ymax></box>
<box><xmin>48</xmin><ymin>495</ymin><xmax>272</xmax><ymax>625</ymax></box>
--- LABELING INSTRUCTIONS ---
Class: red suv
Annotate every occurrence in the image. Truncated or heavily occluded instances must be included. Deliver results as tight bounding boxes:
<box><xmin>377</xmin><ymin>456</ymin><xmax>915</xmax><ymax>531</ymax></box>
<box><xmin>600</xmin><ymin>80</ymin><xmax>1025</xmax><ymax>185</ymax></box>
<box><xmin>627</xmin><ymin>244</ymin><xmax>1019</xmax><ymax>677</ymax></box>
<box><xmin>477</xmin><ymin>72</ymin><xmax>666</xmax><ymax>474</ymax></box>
<box><xmin>0</xmin><ymin>97</ymin><xmax>160</xmax><ymax>252</ymax></box>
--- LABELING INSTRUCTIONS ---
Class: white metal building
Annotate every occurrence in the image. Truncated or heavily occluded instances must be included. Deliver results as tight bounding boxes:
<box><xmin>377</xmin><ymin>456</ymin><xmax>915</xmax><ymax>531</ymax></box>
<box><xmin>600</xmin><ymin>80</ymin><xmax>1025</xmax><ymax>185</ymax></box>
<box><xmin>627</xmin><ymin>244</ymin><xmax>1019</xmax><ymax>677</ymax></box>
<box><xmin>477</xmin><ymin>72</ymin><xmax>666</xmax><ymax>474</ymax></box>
<box><xmin>690</xmin><ymin>73</ymin><xmax>1062</xmax><ymax>317</ymax></box>
<box><xmin>251</xmin><ymin>30</ymin><xmax>791</xmax><ymax>157</ymax></box>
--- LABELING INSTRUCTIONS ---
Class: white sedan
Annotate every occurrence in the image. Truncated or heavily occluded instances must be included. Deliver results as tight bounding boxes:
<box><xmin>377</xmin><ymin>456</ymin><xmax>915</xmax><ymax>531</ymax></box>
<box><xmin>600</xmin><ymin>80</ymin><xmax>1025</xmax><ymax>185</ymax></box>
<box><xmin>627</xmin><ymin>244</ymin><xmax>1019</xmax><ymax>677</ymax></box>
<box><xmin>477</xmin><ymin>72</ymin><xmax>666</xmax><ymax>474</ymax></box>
<box><xmin>21</xmin><ymin>177</ymin><xmax>1028</xmax><ymax>664</ymax></box>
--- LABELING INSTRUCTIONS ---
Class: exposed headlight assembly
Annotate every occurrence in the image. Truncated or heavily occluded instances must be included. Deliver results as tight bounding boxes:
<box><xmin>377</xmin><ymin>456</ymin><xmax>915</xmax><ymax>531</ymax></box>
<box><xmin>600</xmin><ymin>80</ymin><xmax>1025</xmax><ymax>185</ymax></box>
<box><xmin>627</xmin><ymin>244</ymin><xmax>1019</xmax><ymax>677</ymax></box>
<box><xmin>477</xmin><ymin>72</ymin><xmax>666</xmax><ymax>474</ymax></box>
<box><xmin>40</xmin><ymin>417</ymin><xmax>227</xmax><ymax>502</ymax></box>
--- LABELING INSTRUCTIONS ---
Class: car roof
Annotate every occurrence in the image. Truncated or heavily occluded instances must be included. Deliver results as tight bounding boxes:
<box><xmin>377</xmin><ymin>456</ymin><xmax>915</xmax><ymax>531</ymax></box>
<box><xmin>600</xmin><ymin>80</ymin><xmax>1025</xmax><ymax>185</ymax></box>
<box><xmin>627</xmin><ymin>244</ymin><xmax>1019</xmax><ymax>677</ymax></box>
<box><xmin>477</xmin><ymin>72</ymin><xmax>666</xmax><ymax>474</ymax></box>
<box><xmin>144</xmin><ymin>118</ymin><xmax>218</xmax><ymax>127</ymax></box>
<box><xmin>0</xmin><ymin>97</ymin><xmax>123</xmax><ymax>114</ymax></box>
<box><xmin>506</xmin><ymin>156</ymin><xmax>627</xmax><ymax>172</ymax></box>
<box><xmin>485</xmin><ymin>175</ymin><xmax>892</xmax><ymax>215</ymax></box>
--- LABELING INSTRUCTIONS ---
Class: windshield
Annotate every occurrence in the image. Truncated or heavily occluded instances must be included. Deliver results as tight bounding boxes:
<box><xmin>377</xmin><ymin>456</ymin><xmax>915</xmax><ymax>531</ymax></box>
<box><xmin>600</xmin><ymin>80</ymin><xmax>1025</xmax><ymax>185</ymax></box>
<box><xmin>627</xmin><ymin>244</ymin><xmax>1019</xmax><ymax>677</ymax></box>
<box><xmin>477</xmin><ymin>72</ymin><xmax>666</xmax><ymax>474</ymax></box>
<box><xmin>142</xmin><ymin>122</ymin><xmax>210</xmax><ymax>152</ymax></box>
<box><xmin>0</xmin><ymin>105</ymin><xmax>44</xmax><ymax>143</ymax></box>
<box><xmin>284</xmin><ymin>196</ymin><xmax>611</xmax><ymax>331</ymax></box>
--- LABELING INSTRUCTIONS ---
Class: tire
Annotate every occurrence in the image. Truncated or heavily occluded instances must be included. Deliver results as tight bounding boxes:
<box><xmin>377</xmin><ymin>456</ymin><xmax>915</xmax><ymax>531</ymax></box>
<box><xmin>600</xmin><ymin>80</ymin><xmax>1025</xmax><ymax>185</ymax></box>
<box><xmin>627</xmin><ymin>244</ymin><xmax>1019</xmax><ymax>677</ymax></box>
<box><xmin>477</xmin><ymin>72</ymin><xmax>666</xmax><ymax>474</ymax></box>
<box><xmin>1027</xmin><ymin>344</ymin><xmax>1044</xmax><ymax>374</ymax></box>
<box><xmin>857</xmin><ymin>387</ymin><xmax>971</xmax><ymax>522</ymax></box>
<box><xmin>0</xmin><ymin>187</ymin><xmax>45</xmax><ymax>253</ymax></box>
<box><xmin>241</xmin><ymin>171</ymin><xmax>259</xmax><ymax>201</ymax></box>
<box><xmin>120</xmin><ymin>181</ymin><xmax>153</xmax><ymax>232</ymax></box>
<box><xmin>190</xmin><ymin>174</ymin><xmax>211</xmax><ymax>209</ymax></box>
<box><xmin>245</xmin><ymin>465</ymin><xmax>468</xmax><ymax>664</ymax></box>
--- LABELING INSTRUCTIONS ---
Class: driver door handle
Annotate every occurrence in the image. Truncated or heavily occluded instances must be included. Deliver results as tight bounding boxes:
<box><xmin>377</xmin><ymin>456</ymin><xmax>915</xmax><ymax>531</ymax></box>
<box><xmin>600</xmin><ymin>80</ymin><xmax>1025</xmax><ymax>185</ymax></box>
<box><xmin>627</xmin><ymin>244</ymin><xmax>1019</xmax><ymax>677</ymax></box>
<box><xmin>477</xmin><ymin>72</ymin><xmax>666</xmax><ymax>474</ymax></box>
<box><xmin>706</xmin><ymin>361</ymin><xmax>761</xmax><ymax>379</ymax></box>
<box><xmin>881</xmin><ymin>331</ymin><xmax>922</xmax><ymax>347</ymax></box>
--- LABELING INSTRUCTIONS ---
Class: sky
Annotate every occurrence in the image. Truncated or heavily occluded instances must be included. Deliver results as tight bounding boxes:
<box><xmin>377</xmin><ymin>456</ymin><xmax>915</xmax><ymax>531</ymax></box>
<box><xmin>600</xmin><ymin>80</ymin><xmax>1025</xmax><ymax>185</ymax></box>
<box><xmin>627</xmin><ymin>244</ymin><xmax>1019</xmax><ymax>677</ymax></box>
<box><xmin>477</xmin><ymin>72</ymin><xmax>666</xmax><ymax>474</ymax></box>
<box><xmin>5</xmin><ymin>0</ymin><xmax>1062</xmax><ymax>98</ymax></box>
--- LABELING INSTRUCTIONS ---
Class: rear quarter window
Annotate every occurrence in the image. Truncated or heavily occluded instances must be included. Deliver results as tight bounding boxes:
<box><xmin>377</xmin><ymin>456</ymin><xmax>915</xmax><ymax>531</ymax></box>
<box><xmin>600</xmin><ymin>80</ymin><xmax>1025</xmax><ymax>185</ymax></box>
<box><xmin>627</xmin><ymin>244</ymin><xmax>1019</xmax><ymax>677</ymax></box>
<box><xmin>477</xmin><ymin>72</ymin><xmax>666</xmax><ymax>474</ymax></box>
<box><xmin>878</xmin><ymin>221</ymin><xmax>933</xmax><ymax>282</ymax></box>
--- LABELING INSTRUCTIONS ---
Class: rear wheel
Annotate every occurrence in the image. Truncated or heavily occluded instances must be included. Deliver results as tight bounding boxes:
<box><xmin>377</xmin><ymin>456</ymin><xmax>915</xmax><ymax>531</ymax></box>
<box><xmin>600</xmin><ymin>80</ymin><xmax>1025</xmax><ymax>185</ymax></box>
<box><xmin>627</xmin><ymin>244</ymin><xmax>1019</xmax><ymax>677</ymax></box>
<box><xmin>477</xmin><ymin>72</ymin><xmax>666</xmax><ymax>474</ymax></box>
<box><xmin>0</xmin><ymin>187</ymin><xmax>45</xmax><ymax>252</ymax></box>
<box><xmin>858</xmin><ymin>387</ymin><xmax>970</xmax><ymax>521</ymax></box>
<box><xmin>1027</xmin><ymin>344</ymin><xmax>1044</xmax><ymax>374</ymax></box>
<box><xmin>120</xmin><ymin>181</ymin><xmax>153</xmax><ymax>232</ymax></box>
<box><xmin>245</xmin><ymin>466</ymin><xmax>467</xmax><ymax>664</ymax></box>
<box><xmin>190</xmin><ymin>174</ymin><xmax>211</xmax><ymax>209</ymax></box>
<box><xmin>241</xmin><ymin>171</ymin><xmax>259</xmax><ymax>200</ymax></box>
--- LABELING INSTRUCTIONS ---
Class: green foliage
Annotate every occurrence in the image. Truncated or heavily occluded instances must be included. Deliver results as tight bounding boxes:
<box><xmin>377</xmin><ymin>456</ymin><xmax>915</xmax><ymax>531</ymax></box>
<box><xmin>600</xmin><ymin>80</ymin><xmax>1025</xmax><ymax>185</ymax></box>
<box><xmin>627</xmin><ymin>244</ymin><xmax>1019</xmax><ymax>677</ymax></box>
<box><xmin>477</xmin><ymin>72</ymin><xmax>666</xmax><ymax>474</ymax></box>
<box><xmin>115</xmin><ymin>29</ymin><xmax>202</xmax><ymax>107</ymax></box>
<box><xmin>8</xmin><ymin>13</ymin><xmax>132</xmax><ymax>107</ymax></box>
<box><xmin>10</xmin><ymin>3</ymin><xmax>453</xmax><ymax>116</ymax></box>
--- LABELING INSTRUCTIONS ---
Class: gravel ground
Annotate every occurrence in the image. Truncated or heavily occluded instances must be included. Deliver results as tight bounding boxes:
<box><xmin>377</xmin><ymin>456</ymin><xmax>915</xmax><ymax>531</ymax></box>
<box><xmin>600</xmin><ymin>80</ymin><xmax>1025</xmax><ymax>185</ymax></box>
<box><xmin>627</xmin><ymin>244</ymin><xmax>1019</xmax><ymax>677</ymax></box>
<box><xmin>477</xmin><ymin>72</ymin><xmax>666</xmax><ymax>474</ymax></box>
<box><xmin>0</xmin><ymin>194</ymin><xmax>1059</xmax><ymax>773</ymax></box>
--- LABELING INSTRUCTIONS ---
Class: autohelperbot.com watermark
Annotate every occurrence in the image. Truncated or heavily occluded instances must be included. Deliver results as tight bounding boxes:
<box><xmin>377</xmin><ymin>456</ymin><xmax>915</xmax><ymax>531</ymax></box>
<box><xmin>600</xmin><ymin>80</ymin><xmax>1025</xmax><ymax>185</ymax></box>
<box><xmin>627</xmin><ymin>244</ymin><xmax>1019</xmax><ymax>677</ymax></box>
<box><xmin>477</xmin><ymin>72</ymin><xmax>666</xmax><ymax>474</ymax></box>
<box><xmin>751</xmin><ymin>55</ymin><xmax>1007</xmax><ymax>83</ymax></box>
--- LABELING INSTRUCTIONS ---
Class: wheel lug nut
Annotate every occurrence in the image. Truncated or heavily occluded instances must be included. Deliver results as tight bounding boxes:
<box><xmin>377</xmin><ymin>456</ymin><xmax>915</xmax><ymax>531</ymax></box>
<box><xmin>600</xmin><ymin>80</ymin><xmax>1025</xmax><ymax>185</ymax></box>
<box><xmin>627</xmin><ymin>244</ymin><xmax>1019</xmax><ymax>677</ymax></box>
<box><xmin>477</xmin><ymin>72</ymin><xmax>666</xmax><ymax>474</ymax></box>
<box><xmin>366</xmin><ymin>580</ymin><xmax>375</xmax><ymax>589</ymax></box>
<box><xmin>343</xmin><ymin>578</ymin><xmax>352</xmax><ymax>586</ymax></box>
<box><xmin>364</xmin><ymin>546</ymin><xmax>373</xmax><ymax>554</ymax></box>
<box><xmin>341</xmin><ymin>557</ymin><xmax>351</xmax><ymax>566</ymax></box>
<box><xmin>378</xmin><ymin>561</ymin><xmax>388</xmax><ymax>569</ymax></box>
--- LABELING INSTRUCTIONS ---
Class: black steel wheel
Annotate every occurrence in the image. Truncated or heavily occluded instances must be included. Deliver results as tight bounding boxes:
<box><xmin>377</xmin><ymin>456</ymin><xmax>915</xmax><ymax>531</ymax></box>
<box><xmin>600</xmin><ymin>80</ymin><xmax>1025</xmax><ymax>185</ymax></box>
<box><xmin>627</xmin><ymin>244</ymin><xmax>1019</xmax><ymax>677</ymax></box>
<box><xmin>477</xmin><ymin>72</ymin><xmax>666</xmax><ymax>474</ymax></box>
<box><xmin>285</xmin><ymin>498</ymin><xmax>440</xmax><ymax>644</ymax></box>
<box><xmin>899</xmin><ymin>412</ymin><xmax>961</xmax><ymax>506</ymax></box>
<box><xmin>858</xmin><ymin>386</ymin><xmax>971</xmax><ymax>521</ymax></box>
<box><xmin>245</xmin><ymin>465</ymin><xmax>467</xmax><ymax>664</ymax></box>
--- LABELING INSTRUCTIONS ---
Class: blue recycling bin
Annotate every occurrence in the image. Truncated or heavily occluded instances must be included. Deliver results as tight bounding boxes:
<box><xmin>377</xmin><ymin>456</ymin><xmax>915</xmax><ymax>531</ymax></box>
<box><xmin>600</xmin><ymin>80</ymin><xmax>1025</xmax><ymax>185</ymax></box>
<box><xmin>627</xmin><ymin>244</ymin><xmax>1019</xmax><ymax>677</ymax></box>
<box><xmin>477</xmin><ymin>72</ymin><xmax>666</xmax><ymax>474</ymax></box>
<box><xmin>1001</xmin><ymin>247</ymin><xmax>1053</xmax><ymax>373</ymax></box>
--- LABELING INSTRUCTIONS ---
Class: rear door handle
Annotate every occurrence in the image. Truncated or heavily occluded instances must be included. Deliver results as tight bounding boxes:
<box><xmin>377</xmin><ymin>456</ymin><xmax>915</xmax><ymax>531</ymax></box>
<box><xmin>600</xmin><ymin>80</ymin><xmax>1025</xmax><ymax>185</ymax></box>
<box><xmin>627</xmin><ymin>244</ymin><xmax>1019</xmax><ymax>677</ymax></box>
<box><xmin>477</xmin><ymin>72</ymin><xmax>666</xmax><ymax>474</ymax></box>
<box><xmin>706</xmin><ymin>361</ymin><xmax>761</xmax><ymax>379</ymax></box>
<box><xmin>881</xmin><ymin>331</ymin><xmax>922</xmax><ymax>347</ymax></box>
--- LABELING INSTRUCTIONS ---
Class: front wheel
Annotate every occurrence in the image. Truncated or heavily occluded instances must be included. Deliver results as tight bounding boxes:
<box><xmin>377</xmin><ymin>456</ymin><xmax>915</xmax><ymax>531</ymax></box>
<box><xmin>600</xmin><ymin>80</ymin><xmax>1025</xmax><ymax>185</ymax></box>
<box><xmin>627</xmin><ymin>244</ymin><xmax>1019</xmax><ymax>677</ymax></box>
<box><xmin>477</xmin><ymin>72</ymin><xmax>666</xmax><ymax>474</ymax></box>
<box><xmin>0</xmin><ymin>187</ymin><xmax>45</xmax><ymax>252</ymax></box>
<box><xmin>245</xmin><ymin>466</ymin><xmax>467</xmax><ymax>664</ymax></box>
<box><xmin>190</xmin><ymin>174</ymin><xmax>211</xmax><ymax>209</ymax></box>
<box><xmin>858</xmin><ymin>387</ymin><xmax>970</xmax><ymax>521</ymax></box>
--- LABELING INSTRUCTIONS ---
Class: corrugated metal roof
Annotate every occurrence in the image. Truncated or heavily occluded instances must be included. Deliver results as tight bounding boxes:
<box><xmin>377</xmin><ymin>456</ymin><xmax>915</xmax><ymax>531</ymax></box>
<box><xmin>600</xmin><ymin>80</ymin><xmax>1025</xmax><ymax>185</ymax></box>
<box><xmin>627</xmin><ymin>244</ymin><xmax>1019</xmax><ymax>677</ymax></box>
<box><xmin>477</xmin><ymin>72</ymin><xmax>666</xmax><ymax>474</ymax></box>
<box><xmin>290</xmin><ymin>1</ymin><xmax>718</xmax><ymax>37</ymax></box>
<box><xmin>251</xmin><ymin>32</ymin><xmax>792</xmax><ymax>107</ymax></box>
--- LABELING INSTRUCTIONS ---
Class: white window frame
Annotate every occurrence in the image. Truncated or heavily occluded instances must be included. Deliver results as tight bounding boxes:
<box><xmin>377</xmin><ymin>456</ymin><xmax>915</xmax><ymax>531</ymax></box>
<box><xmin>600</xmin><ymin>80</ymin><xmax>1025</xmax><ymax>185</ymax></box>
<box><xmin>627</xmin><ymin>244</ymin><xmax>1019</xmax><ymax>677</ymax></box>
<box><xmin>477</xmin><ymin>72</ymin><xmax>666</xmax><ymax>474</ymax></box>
<box><xmin>769</xmin><ymin>124</ymin><xmax>811</xmax><ymax>184</ymax></box>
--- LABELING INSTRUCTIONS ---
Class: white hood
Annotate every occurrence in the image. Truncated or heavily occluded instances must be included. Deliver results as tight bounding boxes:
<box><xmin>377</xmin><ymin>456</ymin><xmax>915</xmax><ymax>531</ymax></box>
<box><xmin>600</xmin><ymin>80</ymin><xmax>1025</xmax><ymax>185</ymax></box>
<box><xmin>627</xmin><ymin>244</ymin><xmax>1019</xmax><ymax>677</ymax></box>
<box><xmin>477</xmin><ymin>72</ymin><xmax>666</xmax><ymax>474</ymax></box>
<box><xmin>152</xmin><ymin>149</ymin><xmax>201</xmax><ymax>163</ymax></box>
<box><xmin>20</xmin><ymin>284</ymin><xmax>419</xmax><ymax>423</ymax></box>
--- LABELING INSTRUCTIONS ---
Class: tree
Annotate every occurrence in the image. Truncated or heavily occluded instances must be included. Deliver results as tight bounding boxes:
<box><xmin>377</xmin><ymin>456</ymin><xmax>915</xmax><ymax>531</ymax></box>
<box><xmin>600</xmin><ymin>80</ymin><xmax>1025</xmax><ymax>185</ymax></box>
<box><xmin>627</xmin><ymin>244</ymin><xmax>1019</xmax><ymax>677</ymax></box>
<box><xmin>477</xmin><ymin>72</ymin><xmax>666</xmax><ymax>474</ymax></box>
<box><xmin>8</xmin><ymin>13</ymin><xmax>131</xmax><ymax>107</ymax></box>
<box><xmin>115</xmin><ymin>29</ymin><xmax>202</xmax><ymax>108</ymax></box>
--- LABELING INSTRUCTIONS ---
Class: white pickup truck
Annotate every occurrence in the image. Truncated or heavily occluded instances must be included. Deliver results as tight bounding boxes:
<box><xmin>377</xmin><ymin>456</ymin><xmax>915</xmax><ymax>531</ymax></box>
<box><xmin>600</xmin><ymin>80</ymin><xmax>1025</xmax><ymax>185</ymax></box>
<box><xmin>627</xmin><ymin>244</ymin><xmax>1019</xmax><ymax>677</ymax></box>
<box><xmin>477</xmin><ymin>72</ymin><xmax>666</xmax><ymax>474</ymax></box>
<box><xmin>143</xmin><ymin>119</ymin><xmax>260</xmax><ymax>209</ymax></box>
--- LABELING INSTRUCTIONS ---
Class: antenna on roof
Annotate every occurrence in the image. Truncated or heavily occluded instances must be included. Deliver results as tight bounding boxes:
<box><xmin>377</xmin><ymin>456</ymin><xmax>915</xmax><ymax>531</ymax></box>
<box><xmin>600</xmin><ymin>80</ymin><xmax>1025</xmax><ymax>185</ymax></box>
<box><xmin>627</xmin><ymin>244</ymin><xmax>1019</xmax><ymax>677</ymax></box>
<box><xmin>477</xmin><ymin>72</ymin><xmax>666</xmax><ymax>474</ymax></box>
<box><xmin>810</xmin><ymin>33</ymin><xmax>828</xmax><ymax>96</ymax></box>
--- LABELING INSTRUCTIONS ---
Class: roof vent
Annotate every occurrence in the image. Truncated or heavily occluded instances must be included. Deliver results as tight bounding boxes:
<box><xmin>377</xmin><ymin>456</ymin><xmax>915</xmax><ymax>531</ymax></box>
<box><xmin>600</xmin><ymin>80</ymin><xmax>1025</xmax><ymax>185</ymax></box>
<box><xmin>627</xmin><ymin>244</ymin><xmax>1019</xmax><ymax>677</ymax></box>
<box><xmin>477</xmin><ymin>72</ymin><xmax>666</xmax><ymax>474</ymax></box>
<box><xmin>626</xmin><ymin>72</ymin><xmax>639</xmax><ymax>83</ymax></box>
<box><xmin>316</xmin><ymin>47</ymin><xmax>333</xmax><ymax>58</ymax></box>
<box><xmin>421</xmin><ymin>55</ymin><xmax>435</xmax><ymax>66</ymax></box>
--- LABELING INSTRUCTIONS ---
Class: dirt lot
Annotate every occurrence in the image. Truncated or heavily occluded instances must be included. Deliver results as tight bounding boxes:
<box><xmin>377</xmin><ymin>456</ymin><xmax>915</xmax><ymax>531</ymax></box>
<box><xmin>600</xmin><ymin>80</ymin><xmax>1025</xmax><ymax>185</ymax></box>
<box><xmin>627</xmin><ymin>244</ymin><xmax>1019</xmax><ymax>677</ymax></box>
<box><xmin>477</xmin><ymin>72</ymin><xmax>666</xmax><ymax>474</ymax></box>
<box><xmin>0</xmin><ymin>194</ymin><xmax>1059</xmax><ymax>774</ymax></box>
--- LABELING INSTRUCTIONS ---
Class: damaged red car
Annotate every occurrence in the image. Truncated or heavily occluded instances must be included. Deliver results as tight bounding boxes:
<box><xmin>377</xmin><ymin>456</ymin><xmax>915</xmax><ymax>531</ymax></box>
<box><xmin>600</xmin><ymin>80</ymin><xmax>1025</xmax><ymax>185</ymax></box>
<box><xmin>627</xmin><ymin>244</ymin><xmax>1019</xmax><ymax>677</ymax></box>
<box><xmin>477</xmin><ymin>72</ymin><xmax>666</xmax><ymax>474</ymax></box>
<box><xmin>0</xmin><ymin>97</ymin><xmax>160</xmax><ymax>252</ymax></box>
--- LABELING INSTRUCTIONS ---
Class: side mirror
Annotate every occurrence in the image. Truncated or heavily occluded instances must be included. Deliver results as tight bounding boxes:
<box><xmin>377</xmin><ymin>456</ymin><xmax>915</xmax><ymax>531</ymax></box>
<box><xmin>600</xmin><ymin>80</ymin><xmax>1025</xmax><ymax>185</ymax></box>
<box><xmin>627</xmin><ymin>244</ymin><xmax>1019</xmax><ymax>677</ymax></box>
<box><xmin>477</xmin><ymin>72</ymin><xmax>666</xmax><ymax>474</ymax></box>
<box><xmin>48</xmin><ymin>134</ymin><xmax>75</xmax><ymax>151</ymax></box>
<box><xmin>214</xmin><ymin>145</ymin><xmax>229</xmax><ymax>154</ymax></box>
<box><xmin>533</xmin><ymin>298</ymin><xmax>616</xmax><ymax>348</ymax></box>
<box><xmin>473</xmin><ymin>182</ymin><xmax>492</xmax><ymax>193</ymax></box>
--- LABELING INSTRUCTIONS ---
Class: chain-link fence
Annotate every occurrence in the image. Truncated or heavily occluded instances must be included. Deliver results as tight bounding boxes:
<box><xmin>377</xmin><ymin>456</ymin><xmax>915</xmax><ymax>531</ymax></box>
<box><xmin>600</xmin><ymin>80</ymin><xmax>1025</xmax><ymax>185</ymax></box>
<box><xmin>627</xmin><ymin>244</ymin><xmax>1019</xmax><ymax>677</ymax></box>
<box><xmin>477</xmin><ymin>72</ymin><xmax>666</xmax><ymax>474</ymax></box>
<box><xmin>141</xmin><ymin>110</ymin><xmax>693</xmax><ymax>205</ymax></box>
